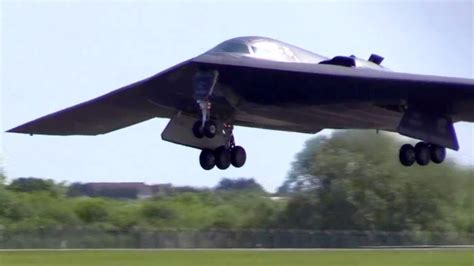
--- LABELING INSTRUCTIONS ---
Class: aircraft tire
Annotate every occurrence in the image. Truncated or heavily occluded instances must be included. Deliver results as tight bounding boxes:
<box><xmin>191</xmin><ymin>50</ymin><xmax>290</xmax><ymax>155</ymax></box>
<box><xmin>199</xmin><ymin>149</ymin><xmax>215</xmax><ymax>170</ymax></box>
<box><xmin>215</xmin><ymin>146</ymin><xmax>231</xmax><ymax>170</ymax></box>
<box><xmin>429</xmin><ymin>144</ymin><xmax>446</xmax><ymax>164</ymax></box>
<box><xmin>192</xmin><ymin>121</ymin><xmax>204</xmax><ymax>138</ymax></box>
<box><xmin>231</xmin><ymin>146</ymin><xmax>246</xmax><ymax>168</ymax></box>
<box><xmin>204</xmin><ymin>121</ymin><xmax>217</xmax><ymax>138</ymax></box>
<box><xmin>415</xmin><ymin>142</ymin><xmax>430</xmax><ymax>166</ymax></box>
<box><xmin>399</xmin><ymin>144</ymin><xmax>415</xmax><ymax>167</ymax></box>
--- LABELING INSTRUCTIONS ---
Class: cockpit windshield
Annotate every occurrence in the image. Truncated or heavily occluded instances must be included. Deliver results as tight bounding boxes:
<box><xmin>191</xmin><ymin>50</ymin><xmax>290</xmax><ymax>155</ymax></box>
<box><xmin>207</xmin><ymin>37</ymin><xmax>327</xmax><ymax>63</ymax></box>
<box><xmin>250</xmin><ymin>41</ymin><xmax>298</xmax><ymax>62</ymax></box>
<box><xmin>212</xmin><ymin>42</ymin><xmax>250</xmax><ymax>54</ymax></box>
<box><xmin>210</xmin><ymin>40</ymin><xmax>297</xmax><ymax>62</ymax></box>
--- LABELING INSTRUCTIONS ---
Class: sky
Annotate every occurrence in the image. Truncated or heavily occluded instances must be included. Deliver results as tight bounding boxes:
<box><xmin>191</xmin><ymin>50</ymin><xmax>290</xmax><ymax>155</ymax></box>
<box><xmin>1</xmin><ymin>0</ymin><xmax>473</xmax><ymax>192</ymax></box>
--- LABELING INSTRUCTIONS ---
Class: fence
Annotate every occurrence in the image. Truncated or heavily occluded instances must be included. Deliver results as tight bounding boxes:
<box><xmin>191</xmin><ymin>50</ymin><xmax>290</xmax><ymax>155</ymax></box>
<box><xmin>0</xmin><ymin>228</ymin><xmax>472</xmax><ymax>249</ymax></box>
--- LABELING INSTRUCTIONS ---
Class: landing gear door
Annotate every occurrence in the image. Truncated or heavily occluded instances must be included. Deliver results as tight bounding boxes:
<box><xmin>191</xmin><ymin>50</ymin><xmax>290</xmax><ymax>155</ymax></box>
<box><xmin>161</xmin><ymin>112</ymin><xmax>225</xmax><ymax>150</ymax></box>
<box><xmin>398</xmin><ymin>110</ymin><xmax>459</xmax><ymax>150</ymax></box>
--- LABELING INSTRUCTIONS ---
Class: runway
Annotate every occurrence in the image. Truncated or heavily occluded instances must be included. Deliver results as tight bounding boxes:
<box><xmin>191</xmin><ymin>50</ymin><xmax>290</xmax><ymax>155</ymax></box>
<box><xmin>1</xmin><ymin>246</ymin><xmax>473</xmax><ymax>252</ymax></box>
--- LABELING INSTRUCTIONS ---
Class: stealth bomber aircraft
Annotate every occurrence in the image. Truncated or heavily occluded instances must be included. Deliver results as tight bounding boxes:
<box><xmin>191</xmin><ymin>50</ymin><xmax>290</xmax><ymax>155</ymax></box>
<box><xmin>8</xmin><ymin>37</ymin><xmax>474</xmax><ymax>170</ymax></box>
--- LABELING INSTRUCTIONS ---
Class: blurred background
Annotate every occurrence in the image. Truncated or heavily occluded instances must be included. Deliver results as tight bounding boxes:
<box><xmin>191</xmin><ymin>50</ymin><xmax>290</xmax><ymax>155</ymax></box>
<box><xmin>1</xmin><ymin>0</ymin><xmax>473</xmax><ymax>249</ymax></box>
<box><xmin>0</xmin><ymin>131</ymin><xmax>472</xmax><ymax>248</ymax></box>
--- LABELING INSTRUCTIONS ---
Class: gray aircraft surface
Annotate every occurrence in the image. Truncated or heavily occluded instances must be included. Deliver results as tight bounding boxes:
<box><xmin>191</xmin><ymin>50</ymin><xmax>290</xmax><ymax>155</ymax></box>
<box><xmin>8</xmin><ymin>36</ymin><xmax>474</xmax><ymax>170</ymax></box>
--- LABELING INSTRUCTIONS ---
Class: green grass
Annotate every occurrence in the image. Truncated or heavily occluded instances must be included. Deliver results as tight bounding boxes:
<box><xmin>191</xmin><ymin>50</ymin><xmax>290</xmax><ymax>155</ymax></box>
<box><xmin>0</xmin><ymin>250</ymin><xmax>472</xmax><ymax>266</ymax></box>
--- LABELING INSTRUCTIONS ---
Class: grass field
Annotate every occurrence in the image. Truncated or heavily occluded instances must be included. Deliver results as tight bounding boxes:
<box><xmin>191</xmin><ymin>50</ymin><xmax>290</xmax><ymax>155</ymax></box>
<box><xmin>0</xmin><ymin>249</ymin><xmax>472</xmax><ymax>266</ymax></box>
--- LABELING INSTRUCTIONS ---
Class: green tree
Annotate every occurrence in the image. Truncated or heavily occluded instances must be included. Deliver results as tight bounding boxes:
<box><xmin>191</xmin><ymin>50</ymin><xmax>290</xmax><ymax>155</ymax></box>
<box><xmin>279</xmin><ymin>130</ymin><xmax>473</xmax><ymax>232</ymax></box>
<box><xmin>74</xmin><ymin>198</ymin><xmax>109</xmax><ymax>223</ymax></box>
<box><xmin>8</xmin><ymin>177</ymin><xmax>58</xmax><ymax>195</ymax></box>
<box><xmin>0</xmin><ymin>189</ymin><xmax>32</xmax><ymax>222</ymax></box>
<box><xmin>141</xmin><ymin>202</ymin><xmax>176</xmax><ymax>220</ymax></box>
<box><xmin>0</xmin><ymin>168</ymin><xmax>5</xmax><ymax>188</ymax></box>
<box><xmin>277</xmin><ymin>195</ymin><xmax>321</xmax><ymax>229</ymax></box>
<box><xmin>215</xmin><ymin>178</ymin><xmax>266</xmax><ymax>193</ymax></box>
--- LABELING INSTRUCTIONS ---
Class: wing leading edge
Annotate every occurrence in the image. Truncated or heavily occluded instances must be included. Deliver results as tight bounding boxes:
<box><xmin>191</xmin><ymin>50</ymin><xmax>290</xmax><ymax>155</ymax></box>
<box><xmin>7</xmin><ymin>60</ymin><xmax>193</xmax><ymax>135</ymax></box>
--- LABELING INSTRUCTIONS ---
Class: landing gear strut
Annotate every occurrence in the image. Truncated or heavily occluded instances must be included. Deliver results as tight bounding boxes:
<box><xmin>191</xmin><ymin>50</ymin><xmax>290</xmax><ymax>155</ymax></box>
<box><xmin>399</xmin><ymin>142</ymin><xmax>446</xmax><ymax>167</ymax></box>
<box><xmin>192</xmin><ymin>70</ymin><xmax>219</xmax><ymax>139</ymax></box>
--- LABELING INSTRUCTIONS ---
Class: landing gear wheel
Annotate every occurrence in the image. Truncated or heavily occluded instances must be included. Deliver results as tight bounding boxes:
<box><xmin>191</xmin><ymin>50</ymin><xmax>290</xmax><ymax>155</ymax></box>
<box><xmin>203</xmin><ymin>121</ymin><xmax>217</xmax><ymax>138</ymax></box>
<box><xmin>399</xmin><ymin>144</ymin><xmax>416</xmax><ymax>167</ymax></box>
<box><xmin>415</xmin><ymin>142</ymin><xmax>430</xmax><ymax>166</ymax></box>
<box><xmin>192</xmin><ymin>121</ymin><xmax>204</xmax><ymax>139</ymax></box>
<box><xmin>199</xmin><ymin>149</ymin><xmax>215</xmax><ymax>170</ymax></box>
<box><xmin>430</xmin><ymin>144</ymin><xmax>446</xmax><ymax>164</ymax></box>
<box><xmin>214</xmin><ymin>146</ymin><xmax>231</xmax><ymax>170</ymax></box>
<box><xmin>231</xmin><ymin>146</ymin><xmax>246</xmax><ymax>168</ymax></box>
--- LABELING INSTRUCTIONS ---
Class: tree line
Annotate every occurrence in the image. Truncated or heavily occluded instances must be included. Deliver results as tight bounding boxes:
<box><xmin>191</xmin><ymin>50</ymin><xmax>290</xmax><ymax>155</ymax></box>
<box><xmin>0</xmin><ymin>130</ymin><xmax>472</xmax><ymax>233</ymax></box>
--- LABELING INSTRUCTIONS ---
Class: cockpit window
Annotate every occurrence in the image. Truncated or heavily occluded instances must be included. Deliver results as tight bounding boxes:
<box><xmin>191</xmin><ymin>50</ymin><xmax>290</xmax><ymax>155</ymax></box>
<box><xmin>212</xmin><ymin>42</ymin><xmax>250</xmax><ymax>54</ymax></box>
<box><xmin>250</xmin><ymin>42</ymin><xmax>298</xmax><ymax>62</ymax></box>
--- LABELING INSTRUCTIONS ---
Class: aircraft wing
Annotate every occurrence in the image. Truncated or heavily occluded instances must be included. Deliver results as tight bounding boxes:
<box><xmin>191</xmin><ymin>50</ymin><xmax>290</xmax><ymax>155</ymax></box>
<box><xmin>7</xmin><ymin>61</ymin><xmax>194</xmax><ymax>135</ymax></box>
<box><xmin>8</xmin><ymin>54</ymin><xmax>474</xmax><ymax>136</ymax></box>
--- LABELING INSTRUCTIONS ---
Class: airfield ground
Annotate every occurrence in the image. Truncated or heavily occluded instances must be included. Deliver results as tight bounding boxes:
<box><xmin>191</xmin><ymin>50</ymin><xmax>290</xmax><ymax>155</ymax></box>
<box><xmin>0</xmin><ymin>249</ymin><xmax>472</xmax><ymax>266</ymax></box>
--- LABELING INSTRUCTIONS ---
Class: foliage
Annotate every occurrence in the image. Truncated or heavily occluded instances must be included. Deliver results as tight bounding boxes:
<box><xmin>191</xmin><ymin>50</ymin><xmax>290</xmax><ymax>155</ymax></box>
<box><xmin>0</xmin><ymin>168</ymin><xmax>5</xmax><ymax>187</ymax></box>
<box><xmin>0</xmin><ymin>131</ymin><xmax>471</xmax><ymax>234</ymax></box>
<box><xmin>74</xmin><ymin>198</ymin><xmax>110</xmax><ymax>224</ymax></box>
<box><xmin>215</xmin><ymin>178</ymin><xmax>265</xmax><ymax>193</ymax></box>
<box><xmin>279</xmin><ymin>130</ymin><xmax>474</xmax><ymax>232</ymax></box>
<box><xmin>7</xmin><ymin>177</ymin><xmax>63</xmax><ymax>196</ymax></box>
<box><xmin>67</xmin><ymin>183</ymin><xmax>138</xmax><ymax>199</ymax></box>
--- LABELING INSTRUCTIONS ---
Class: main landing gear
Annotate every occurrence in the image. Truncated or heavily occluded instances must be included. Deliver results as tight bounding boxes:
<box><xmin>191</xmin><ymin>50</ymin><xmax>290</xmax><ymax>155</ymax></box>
<box><xmin>191</xmin><ymin>69</ymin><xmax>247</xmax><ymax>170</ymax></box>
<box><xmin>195</xmin><ymin>122</ymin><xmax>247</xmax><ymax>170</ymax></box>
<box><xmin>199</xmin><ymin>145</ymin><xmax>247</xmax><ymax>170</ymax></box>
<box><xmin>399</xmin><ymin>142</ymin><xmax>446</xmax><ymax>167</ymax></box>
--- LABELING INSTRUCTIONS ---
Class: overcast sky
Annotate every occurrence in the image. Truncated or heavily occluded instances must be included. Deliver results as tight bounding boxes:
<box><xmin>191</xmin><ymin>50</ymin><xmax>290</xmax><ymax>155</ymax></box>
<box><xmin>1</xmin><ymin>1</ymin><xmax>473</xmax><ymax>192</ymax></box>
